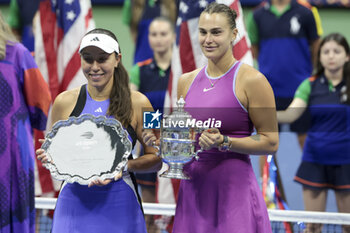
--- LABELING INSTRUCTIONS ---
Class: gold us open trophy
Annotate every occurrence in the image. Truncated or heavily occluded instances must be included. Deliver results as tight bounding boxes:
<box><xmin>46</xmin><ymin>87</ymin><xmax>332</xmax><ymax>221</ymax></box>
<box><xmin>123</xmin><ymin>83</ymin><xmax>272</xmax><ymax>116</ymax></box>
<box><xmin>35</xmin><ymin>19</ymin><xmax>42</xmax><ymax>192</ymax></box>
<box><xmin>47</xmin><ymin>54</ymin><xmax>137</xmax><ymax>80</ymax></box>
<box><xmin>154</xmin><ymin>97</ymin><xmax>203</xmax><ymax>180</ymax></box>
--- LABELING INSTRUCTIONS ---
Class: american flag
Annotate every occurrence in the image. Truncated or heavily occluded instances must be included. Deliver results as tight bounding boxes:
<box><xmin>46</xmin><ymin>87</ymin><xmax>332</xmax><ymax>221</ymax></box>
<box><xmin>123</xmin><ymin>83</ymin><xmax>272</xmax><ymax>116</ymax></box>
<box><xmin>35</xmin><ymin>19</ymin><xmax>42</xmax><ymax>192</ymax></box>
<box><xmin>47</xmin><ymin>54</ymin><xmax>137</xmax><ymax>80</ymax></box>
<box><xmin>34</xmin><ymin>0</ymin><xmax>95</xmax><ymax>195</ymax></box>
<box><xmin>157</xmin><ymin>0</ymin><xmax>253</xmax><ymax>229</ymax></box>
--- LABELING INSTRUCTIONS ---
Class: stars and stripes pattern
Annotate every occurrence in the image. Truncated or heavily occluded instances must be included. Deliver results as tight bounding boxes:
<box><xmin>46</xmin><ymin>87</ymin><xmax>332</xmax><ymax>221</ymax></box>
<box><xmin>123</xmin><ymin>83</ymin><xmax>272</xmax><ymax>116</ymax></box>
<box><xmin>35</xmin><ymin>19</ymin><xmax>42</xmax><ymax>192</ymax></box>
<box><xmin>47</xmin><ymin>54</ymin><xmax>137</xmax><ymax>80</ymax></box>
<box><xmin>34</xmin><ymin>0</ymin><xmax>95</xmax><ymax>195</ymax></box>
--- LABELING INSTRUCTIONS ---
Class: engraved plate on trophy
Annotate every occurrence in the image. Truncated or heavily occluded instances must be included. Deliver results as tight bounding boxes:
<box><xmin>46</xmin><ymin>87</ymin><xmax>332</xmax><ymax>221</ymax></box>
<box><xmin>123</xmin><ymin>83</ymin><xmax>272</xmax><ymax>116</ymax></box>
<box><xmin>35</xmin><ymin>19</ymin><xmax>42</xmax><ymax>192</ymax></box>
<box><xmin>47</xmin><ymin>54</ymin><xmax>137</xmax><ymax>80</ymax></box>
<box><xmin>41</xmin><ymin>114</ymin><xmax>132</xmax><ymax>185</ymax></box>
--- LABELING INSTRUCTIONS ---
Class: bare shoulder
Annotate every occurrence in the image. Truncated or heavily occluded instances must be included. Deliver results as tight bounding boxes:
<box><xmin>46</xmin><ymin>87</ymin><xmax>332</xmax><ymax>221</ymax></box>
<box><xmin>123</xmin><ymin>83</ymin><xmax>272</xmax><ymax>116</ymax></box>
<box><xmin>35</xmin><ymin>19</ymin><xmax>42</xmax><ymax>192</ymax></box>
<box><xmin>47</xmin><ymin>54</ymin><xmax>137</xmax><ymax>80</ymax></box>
<box><xmin>51</xmin><ymin>87</ymin><xmax>80</xmax><ymax>122</ymax></box>
<box><xmin>130</xmin><ymin>90</ymin><xmax>153</xmax><ymax>130</ymax></box>
<box><xmin>178</xmin><ymin>68</ymin><xmax>201</xmax><ymax>84</ymax></box>
<box><xmin>237</xmin><ymin>63</ymin><xmax>267</xmax><ymax>86</ymax></box>
<box><xmin>237</xmin><ymin>64</ymin><xmax>275</xmax><ymax>107</ymax></box>
<box><xmin>54</xmin><ymin>87</ymin><xmax>80</xmax><ymax>108</ymax></box>
<box><xmin>131</xmin><ymin>90</ymin><xmax>153</xmax><ymax>109</ymax></box>
<box><xmin>178</xmin><ymin>68</ymin><xmax>202</xmax><ymax>98</ymax></box>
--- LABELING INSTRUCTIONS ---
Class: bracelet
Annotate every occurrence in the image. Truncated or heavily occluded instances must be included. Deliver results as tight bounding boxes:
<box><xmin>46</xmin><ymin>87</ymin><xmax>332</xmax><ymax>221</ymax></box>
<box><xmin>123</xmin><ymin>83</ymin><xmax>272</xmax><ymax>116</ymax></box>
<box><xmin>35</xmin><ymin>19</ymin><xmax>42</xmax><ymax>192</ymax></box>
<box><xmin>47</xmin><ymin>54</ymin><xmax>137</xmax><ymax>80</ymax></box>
<box><xmin>219</xmin><ymin>135</ymin><xmax>230</xmax><ymax>152</ymax></box>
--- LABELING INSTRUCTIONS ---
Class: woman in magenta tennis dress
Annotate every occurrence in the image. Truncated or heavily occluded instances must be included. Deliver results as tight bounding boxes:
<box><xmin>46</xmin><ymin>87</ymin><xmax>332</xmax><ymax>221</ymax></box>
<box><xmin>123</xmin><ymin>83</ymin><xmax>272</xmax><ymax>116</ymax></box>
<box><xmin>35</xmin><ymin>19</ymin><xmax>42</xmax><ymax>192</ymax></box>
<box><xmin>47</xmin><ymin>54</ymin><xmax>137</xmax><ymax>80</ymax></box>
<box><xmin>143</xmin><ymin>2</ymin><xmax>279</xmax><ymax>233</ymax></box>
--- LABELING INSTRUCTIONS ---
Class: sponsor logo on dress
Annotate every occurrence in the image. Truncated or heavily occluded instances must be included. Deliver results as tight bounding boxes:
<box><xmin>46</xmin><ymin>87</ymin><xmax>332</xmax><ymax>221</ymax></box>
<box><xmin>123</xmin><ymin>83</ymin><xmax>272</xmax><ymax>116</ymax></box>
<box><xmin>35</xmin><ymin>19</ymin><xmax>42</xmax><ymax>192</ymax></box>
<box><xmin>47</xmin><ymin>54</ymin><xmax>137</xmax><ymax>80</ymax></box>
<box><xmin>203</xmin><ymin>87</ymin><xmax>215</xmax><ymax>92</ymax></box>
<box><xmin>94</xmin><ymin>107</ymin><xmax>102</xmax><ymax>113</ymax></box>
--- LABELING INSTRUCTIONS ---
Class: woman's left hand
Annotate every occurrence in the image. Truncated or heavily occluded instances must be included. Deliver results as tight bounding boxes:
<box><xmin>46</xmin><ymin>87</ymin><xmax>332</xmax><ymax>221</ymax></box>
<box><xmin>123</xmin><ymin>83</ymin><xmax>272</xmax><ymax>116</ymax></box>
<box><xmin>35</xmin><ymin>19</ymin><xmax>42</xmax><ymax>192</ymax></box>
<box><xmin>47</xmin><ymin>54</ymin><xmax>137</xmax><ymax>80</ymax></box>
<box><xmin>199</xmin><ymin>128</ymin><xmax>224</xmax><ymax>150</ymax></box>
<box><xmin>87</xmin><ymin>171</ymin><xmax>122</xmax><ymax>188</ymax></box>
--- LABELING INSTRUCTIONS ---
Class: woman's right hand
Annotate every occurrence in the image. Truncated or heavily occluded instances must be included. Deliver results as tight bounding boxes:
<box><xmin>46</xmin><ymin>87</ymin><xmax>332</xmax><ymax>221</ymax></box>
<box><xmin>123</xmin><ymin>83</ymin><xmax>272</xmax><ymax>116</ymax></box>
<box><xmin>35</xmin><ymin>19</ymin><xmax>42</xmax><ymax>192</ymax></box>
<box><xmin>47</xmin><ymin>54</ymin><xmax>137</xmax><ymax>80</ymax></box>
<box><xmin>142</xmin><ymin>129</ymin><xmax>160</xmax><ymax>147</ymax></box>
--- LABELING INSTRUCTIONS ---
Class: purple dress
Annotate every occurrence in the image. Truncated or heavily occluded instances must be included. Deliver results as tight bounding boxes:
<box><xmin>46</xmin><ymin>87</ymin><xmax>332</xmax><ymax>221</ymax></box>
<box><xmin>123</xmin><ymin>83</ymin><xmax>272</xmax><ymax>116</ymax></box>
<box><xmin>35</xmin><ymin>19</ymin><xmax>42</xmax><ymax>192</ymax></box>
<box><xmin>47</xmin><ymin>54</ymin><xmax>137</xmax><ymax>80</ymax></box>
<box><xmin>51</xmin><ymin>86</ymin><xmax>147</xmax><ymax>233</ymax></box>
<box><xmin>172</xmin><ymin>62</ymin><xmax>272</xmax><ymax>233</ymax></box>
<box><xmin>0</xmin><ymin>42</ymin><xmax>51</xmax><ymax>233</ymax></box>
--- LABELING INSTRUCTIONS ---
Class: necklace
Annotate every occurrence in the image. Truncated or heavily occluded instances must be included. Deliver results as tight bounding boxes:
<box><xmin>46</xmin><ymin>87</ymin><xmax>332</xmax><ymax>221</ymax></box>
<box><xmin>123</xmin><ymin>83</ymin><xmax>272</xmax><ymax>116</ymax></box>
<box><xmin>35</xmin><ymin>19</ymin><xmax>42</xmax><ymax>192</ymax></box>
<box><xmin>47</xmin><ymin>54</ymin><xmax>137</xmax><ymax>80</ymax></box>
<box><xmin>203</xmin><ymin>77</ymin><xmax>221</xmax><ymax>92</ymax></box>
<box><xmin>203</xmin><ymin>60</ymin><xmax>236</xmax><ymax>92</ymax></box>
<box><xmin>208</xmin><ymin>77</ymin><xmax>221</xmax><ymax>87</ymax></box>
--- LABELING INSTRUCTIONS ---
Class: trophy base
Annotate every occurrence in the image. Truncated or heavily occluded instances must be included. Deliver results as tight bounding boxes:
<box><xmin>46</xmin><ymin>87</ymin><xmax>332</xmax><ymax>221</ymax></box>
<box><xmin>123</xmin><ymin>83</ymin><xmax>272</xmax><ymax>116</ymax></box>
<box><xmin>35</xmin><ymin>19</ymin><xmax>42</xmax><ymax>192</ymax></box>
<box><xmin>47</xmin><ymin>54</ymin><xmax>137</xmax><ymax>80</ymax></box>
<box><xmin>160</xmin><ymin>162</ymin><xmax>190</xmax><ymax>180</ymax></box>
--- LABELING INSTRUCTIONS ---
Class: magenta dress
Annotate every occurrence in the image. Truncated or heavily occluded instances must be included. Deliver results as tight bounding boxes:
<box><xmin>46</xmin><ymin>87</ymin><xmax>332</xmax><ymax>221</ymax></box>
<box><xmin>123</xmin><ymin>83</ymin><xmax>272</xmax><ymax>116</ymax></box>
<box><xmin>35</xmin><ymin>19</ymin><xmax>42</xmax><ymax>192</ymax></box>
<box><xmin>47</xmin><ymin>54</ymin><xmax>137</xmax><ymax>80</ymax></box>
<box><xmin>172</xmin><ymin>62</ymin><xmax>272</xmax><ymax>233</ymax></box>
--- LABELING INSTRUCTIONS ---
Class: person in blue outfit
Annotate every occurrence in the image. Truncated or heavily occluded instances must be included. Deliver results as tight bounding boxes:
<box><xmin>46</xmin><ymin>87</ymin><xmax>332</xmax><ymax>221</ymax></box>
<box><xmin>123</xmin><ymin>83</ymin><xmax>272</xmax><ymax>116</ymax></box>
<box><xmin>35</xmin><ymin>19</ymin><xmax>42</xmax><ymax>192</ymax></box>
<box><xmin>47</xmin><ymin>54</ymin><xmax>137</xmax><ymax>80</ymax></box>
<box><xmin>247</xmin><ymin>0</ymin><xmax>323</xmax><ymax>204</ymax></box>
<box><xmin>129</xmin><ymin>16</ymin><xmax>175</xmax><ymax>233</ymax></box>
<box><xmin>7</xmin><ymin>0</ymin><xmax>40</xmax><ymax>52</ymax></box>
<box><xmin>122</xmin><ymin>0</ymin><xmax>176</xmax><ymax>64</ymax></box>
<box><xmin>247</xmin><ymin>0</ymin><xmax>322</xmax><ymax>147</ymax></box>
<box><xmin>129</xmin><ymin>16</ymin><xmax>174</xmax><ymax>111</ymax></box>
<box><xmin>36</xmin><ymin>28</ymin><xmax>162</xmax><ymax>233</ymax></box>
<box><xmin>277</xmin><ymin>33</ymin><xmax>350</xmax><ymax>233</ymax></box>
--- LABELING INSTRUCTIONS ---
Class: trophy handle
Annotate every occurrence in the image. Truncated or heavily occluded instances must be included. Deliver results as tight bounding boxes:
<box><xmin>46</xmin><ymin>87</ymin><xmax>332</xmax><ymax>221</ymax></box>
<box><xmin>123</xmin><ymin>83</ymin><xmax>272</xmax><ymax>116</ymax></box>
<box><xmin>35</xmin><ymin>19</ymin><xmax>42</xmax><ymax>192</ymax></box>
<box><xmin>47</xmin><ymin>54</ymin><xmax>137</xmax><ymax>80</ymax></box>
<box><xmin>193</xmin><ymin>127</ymin><xmax>207</xmax><ymax>161</ymax></box>
<box><xmin>194</xmin><ymin>148</ymin><xmax>203</xmax><ymax>161</ymax></box>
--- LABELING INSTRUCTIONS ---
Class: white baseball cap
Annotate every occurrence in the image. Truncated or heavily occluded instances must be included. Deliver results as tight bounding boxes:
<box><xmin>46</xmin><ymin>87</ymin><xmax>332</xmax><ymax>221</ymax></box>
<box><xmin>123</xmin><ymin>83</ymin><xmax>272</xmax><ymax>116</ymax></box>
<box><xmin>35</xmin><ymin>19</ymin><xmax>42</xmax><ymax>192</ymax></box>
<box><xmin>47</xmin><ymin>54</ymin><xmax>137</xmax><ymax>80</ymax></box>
<box><xmin>79</xmin><ymin>33</ymin><xmax>120</xmax><ymax>54</ymax></box>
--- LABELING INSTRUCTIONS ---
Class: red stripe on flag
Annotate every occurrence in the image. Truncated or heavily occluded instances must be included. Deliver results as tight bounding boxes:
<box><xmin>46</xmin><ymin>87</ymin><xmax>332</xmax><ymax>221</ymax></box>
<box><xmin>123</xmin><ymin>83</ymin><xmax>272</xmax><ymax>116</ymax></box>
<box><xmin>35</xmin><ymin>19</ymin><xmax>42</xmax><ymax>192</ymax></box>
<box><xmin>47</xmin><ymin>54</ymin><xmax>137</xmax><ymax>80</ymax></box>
<box><xmin>59</xmin><ymin>48</ymin><xmax>82</xmax><ymax>93</ymax></box>
<box><xmin>230</xmin><ymin>0</ymin><xmax>241</xmax><ymax>17</ymax></box>
<box><xmin>85</xmin><ymin>8</ymin><xmax>93</xmax><ymax>28</ymax></box>
<box><xmin>179</xmin><ymin>23</ymin><xmax>196</xmax><ymax>73</ymax></box>
<box><xmin>171</xmin><ymin>179</ymin><xmax>181</xmax><ymax>201</ymax></box>
<box><xmin>233</xmin><ymin>36</ymin><xmax>249</xmax><ymax>60</ymax></box>
<box><xmin>40</xmin><ymin>1</ymin><xmax>58</xmax><ymax>99</ymax></box>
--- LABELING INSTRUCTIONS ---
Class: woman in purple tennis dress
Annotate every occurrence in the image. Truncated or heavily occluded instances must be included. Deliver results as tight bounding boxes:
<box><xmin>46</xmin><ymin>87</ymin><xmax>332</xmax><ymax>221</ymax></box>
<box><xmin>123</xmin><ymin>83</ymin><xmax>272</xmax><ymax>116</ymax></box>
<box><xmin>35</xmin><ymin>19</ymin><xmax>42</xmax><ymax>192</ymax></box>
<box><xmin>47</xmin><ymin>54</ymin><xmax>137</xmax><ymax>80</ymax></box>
<box><xmin>37</xmin><ymin>28</ymin><xmax>162</xmax><ymax>233</ymax></box>
<box><xmin>143</xmin><ymin>2</ymin><xmax>279</xmax><ymax>233</ymax></box>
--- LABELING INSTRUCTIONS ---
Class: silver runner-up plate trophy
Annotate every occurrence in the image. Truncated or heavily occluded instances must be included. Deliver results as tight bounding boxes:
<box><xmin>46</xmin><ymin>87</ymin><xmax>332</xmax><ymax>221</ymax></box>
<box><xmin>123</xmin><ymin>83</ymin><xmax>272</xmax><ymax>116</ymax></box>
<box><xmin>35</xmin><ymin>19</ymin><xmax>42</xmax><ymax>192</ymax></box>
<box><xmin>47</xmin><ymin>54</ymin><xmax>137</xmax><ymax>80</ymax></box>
<box><xmin>41</xmin><ymin>114</ymin><xmax>132</xmax><ymax>185</ymax></box>
<box><xmin>154</xmin><ymin>97</ymin><xmax>203</xmax><ymax>180</ymax></box>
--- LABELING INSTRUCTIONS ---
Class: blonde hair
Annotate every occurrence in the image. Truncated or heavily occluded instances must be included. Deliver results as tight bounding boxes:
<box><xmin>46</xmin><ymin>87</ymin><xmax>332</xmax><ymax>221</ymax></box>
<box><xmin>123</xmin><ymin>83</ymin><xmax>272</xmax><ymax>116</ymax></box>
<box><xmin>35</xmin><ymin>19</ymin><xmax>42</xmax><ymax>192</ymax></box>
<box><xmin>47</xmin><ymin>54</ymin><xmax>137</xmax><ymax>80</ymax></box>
<box><xmin>0</xmin><ymin>11</ymin><xmax>17</xmax><ymax>60</ymax></box>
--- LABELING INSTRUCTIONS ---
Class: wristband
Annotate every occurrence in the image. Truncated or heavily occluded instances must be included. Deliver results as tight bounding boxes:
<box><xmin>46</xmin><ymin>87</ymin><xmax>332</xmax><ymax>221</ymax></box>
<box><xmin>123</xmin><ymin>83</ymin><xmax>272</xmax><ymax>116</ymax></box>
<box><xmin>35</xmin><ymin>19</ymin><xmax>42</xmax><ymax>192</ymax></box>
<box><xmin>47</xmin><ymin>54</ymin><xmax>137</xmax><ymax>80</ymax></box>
<box><xmin>219</xmin><ymin>135</ymin><xmax>230</xmax><ymax>152</ymax></box>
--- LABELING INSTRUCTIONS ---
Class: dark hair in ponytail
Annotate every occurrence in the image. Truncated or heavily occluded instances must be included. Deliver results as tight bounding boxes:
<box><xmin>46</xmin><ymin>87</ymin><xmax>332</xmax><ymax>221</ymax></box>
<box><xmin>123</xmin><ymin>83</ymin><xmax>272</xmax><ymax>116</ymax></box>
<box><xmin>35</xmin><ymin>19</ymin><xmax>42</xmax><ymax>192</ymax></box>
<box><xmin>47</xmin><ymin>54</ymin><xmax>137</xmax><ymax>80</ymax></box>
<box><xmin>85</xmin><ymin>28</ymin><xmax>133</xmax><ymax>126</ymax></box>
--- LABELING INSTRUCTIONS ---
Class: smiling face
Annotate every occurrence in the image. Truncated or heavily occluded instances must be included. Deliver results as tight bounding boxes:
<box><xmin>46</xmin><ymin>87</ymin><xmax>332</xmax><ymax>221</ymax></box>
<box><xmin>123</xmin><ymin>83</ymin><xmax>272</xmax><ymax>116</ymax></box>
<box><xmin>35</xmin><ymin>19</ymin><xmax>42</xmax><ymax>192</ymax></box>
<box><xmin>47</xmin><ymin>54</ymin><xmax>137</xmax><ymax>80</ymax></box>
<box><xmin>320</xmin><ymin>40</ymin><xmax>350</xmax><ymax>74</ymax></box>
<box><xmin>80</xmin><ymin>46</ymin><xmax>120</xmax><ymax>89</ymax></box>
<box><xmin>198</xmin><ymin>12</ymin><xmax>237</xmax><ymax>61</ymax></box>
<box><xmin>148</xmin><ymin>20</ymin><xmax>175</xmax><ymax>54</ymax></box>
